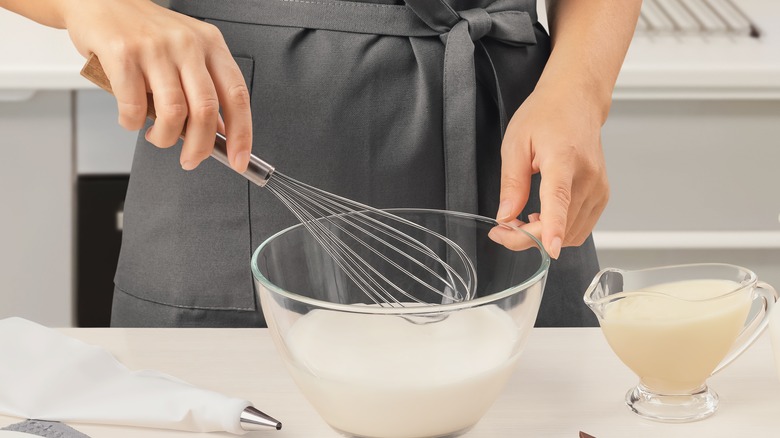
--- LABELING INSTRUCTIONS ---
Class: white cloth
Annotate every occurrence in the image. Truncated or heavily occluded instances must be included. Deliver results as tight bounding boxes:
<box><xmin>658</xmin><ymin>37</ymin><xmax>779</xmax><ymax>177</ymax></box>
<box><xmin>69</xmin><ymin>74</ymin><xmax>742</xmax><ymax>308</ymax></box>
<box><xmin>0</xmin><ymin>318</ymin><xmax>251</xmax><ymax>434</ymax></box>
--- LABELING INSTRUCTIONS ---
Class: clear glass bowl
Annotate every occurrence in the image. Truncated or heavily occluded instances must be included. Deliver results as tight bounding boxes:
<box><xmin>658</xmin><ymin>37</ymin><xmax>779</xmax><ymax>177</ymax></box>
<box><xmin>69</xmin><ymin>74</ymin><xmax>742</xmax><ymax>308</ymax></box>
<box><xmin>252</xmin><ymin>209</ymin><xmax>549</xmax><ymax>438</ymax></box>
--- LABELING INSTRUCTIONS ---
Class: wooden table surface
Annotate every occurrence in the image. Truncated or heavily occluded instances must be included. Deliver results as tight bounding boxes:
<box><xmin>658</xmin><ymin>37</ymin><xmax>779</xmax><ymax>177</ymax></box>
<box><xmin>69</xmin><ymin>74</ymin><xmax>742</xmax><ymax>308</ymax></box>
<box><xmin>2</xmin><ymin>327</ymin><xmax>779</xmax><ymax>438</ymax></box>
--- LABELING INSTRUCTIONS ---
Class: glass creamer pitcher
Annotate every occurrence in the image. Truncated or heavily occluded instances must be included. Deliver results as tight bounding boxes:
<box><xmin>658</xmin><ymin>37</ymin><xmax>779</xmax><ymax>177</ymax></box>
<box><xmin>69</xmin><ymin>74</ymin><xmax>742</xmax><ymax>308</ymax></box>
<box><xmin>584</xmin><ymin>263</ymin><xmax>777</xmax><ymax>422</ymax></box>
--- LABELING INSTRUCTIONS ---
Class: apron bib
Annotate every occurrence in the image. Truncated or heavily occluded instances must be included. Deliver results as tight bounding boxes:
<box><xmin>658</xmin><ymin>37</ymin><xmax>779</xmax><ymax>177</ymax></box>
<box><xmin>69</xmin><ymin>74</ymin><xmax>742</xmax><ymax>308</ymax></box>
<box><xmin>111</xmin><ymin>0</ymin><xmax>599</xmax><ymax>328</ymax></box>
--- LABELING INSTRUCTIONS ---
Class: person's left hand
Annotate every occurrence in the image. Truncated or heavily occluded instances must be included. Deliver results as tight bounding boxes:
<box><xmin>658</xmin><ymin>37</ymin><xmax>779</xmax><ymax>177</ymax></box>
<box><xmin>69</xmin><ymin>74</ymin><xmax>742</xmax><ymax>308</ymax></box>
<box><xmin>488</xmin><ymin>84</ymin><xmax>610</xmax><ymax>259</ymax></box>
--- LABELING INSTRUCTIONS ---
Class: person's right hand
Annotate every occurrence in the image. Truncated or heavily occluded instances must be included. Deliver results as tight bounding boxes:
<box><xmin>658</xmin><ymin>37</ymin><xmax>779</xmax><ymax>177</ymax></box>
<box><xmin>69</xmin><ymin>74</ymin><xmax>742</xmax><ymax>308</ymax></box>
<box><xmin>64</xmin><ymin>0</ymin><xmax>252</xmax><ymax>172</ymax></box>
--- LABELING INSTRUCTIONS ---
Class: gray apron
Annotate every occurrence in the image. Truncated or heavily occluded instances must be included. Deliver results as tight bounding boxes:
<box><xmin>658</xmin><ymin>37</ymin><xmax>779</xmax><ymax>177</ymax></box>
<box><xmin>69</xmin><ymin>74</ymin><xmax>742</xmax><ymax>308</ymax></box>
<box><xmin>111</xmin><ymin>0</ymin><xmax>599</xmax><ymax>328</ymax></box>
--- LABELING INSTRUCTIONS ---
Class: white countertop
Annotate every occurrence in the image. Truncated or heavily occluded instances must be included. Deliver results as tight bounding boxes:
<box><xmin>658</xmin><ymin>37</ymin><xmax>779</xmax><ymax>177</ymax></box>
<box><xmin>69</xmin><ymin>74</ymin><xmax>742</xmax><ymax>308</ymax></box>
<box><xmin>2</xmin><ymin>1</ymin><xmax>780</xmax><ymax>98</ymax></box>
<box><xmin>0</xmin><ymin>327</ymin><xmax>778</xmax><ymax>437</ymax></box>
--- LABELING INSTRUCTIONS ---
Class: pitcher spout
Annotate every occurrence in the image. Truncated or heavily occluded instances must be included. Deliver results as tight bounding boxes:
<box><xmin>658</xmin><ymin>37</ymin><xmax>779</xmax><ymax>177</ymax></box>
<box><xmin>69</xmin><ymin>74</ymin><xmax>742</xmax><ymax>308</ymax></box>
<box><xmin>583</xmin><ymin>267</ymin><xmax>626</xmax><ymax>320</ymax></box>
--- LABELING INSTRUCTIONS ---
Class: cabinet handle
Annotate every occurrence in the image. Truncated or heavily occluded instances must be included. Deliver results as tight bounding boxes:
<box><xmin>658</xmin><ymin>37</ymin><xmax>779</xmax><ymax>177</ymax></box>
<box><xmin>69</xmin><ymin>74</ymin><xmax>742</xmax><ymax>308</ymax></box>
<box><xmin>0</xmin><ymin>90</ymin><xmax>36</xmax><ymax>102</ymax></box>
<box><xmin>116</xmin><ymin>210</ymin><xmax>124</xmax><ymax>232</ymax></box>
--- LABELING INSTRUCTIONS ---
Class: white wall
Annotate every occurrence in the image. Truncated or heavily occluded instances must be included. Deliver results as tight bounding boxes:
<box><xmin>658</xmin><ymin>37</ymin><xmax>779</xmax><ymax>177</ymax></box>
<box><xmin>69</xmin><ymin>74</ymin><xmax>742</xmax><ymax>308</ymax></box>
<box><xmin>0</xmin><ymin>91</ymin><xmax>73</xmax><ymax>326</ymax></box>
<box><xmin>596</xmin><ymin>99</ymin><xmax>780</xmax><ymax>288</ymax></box>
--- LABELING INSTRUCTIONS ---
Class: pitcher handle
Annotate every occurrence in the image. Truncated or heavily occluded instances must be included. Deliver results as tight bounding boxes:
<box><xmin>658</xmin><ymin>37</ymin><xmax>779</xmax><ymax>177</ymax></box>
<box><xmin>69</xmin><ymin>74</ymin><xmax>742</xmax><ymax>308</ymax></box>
<box><xmin>713</xmin><ymin>281</ymin><xmax>779</xmax><ymax>375</ymax></box>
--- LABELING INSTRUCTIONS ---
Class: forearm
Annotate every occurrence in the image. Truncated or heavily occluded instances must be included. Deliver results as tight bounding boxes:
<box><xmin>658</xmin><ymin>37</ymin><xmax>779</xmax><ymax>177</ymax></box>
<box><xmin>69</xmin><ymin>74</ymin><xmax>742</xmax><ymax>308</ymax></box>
<box><xmin>0</xmin><ymin>0</ymin><xmax>71</xmax><ymax>28</ymax></box>
<box><xmin>540</xmin><ymin>0</ymin><xmax>642</xmax><ymax>123</ymax></box>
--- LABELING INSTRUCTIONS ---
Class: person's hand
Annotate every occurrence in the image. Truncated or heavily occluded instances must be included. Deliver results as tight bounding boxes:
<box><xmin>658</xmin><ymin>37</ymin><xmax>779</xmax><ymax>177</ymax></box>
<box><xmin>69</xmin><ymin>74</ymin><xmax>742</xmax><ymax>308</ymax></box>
<box><xmin>488</xmin><ymin>84</ymin><xmax>609</xmax><ymax>258</ymax></box>
<box><xmin>64</xmin><ymin>0</ymin><xmax>252</xmax><ymax>172</ymax></box>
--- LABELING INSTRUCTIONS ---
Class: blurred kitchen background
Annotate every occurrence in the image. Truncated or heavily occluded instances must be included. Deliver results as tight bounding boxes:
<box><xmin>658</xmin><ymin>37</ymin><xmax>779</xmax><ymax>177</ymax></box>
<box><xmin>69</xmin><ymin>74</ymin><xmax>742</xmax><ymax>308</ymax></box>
<box><xmin>1</xmin><ymin>0</ymin><xmax>778</xmax><ymax>327</ymax></box>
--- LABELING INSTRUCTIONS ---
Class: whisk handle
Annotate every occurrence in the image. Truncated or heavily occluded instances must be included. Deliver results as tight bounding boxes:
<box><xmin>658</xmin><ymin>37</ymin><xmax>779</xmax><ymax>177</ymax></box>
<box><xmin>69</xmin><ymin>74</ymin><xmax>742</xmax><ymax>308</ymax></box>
<box><xmin>80</xmin><ymin>54</ymin><xmax>275</xmax><ymax>187</ymax></box>
<box><xmin>212</xmin><ymin>133</ymin><xmax>275</xmax><ymax>186</ymax></box>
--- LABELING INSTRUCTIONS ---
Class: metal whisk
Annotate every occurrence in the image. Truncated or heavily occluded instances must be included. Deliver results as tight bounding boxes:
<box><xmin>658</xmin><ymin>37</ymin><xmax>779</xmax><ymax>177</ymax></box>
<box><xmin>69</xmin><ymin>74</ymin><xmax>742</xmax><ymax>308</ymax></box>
<box><xmin>211</xmin><ymin>132</ymin><xmax>476</xmax><ymax>306</ymax></box>
<box><xmin>82</xmin><ymin>55</ymin><xmax>477</xmax><ymax>307</ymax></box>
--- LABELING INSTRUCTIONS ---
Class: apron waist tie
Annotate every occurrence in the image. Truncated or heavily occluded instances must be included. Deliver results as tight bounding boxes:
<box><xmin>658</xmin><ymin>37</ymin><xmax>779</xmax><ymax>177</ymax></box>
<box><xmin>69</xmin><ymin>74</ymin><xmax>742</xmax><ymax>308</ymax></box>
<box><xmin>170</xmin><ymin>0</ymin><xmax>538</xmax><ymax>213</ymax></box>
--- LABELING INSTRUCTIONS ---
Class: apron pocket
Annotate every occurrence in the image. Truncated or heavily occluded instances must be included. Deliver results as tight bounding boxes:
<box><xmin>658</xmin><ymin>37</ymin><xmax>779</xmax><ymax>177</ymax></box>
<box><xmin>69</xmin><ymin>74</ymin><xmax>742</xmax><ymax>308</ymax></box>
<box><xmin>113</xmin><ymin>55</ymin><xmax>258</xmax><ymax>312</ymax></box>
<box><xmin>232</xmin><ymin>55</ymin><xmax>255</xmax><ymax>91</ymax></box>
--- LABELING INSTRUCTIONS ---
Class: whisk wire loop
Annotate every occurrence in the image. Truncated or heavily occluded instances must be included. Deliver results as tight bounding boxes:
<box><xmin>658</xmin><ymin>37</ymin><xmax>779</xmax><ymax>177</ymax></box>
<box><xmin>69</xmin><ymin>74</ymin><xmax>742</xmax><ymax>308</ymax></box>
<box><xmin>268</xmin><ymin>176</ymin><xmax>466</xmax><ymax>294</ymax></box>
<box><xmin>265</xmin><ymin>172</ymin><xmax>476</xmax><ymax>306</ymax></box>
<box><xmin>267</xmin><ymin>183</ymin><xmax>404</xmax><ymax>305</ymax></box>
<box><xmin>268</xmin><ymin>178</ymin><xmax>440</xmax><ymax>305</ymax></box>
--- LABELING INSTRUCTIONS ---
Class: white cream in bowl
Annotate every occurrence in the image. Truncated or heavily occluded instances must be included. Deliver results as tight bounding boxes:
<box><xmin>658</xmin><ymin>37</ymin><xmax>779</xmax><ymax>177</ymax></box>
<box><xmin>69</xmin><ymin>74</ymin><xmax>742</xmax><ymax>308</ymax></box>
<box><xmin>284</xmin><ymin>305</ymin><xmax>521</xmax><ymax>438</ymax></box>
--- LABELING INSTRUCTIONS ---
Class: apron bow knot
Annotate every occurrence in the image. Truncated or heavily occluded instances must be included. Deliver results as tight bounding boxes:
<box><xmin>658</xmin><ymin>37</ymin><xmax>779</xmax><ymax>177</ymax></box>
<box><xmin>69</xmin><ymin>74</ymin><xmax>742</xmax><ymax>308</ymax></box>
<box><xmin>454</xmin><ymin>5</ymin><xmax>537</xmax><ymax>47</ymax></box>
<box><xmin>458</xmin><ymin>8</ymin><xmax>492</xmax><ymax>41</ymax></box>
<box><xmin>411</xmin><ymin>1</ymin><xmax>538</xmax><ymax>47</ymax></box>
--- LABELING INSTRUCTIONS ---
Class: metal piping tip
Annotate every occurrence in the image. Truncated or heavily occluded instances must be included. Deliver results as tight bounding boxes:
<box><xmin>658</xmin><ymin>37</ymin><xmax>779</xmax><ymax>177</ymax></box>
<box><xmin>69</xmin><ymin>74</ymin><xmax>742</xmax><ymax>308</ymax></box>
<box><xmin>240</xmin><ymin>405</ymin><xmax>282</xmax><ymax>431</ymax></box>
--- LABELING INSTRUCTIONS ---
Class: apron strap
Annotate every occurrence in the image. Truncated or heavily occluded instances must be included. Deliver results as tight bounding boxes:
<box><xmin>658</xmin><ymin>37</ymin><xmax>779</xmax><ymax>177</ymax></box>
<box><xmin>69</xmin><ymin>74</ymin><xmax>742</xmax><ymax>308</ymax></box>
<box><xmin>170</xmin><ymin>0</ymin><xmax>538</xmax><ymax>214</ymax></box>
<box><xmin>403</xmin><ymin>0</ymin><xmax>537</xmax><ymax>213</ymax></box>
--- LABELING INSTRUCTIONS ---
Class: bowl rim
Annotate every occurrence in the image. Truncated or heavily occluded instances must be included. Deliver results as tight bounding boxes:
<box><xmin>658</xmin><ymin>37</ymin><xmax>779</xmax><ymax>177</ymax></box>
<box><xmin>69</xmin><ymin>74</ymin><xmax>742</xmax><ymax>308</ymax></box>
<box><xmin>251</xmin><ymin>208</ymin><xmax>550</xmax><ymax>315</ymax></box>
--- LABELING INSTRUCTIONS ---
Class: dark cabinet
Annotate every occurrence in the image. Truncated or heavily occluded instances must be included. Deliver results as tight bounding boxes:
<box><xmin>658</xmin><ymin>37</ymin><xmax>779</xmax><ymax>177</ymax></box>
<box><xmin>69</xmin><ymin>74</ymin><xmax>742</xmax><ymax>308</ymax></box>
<box><xmin>76</xmin><ymin>176</ymin><xmax>129</xmax><ymax>327</ymax></box>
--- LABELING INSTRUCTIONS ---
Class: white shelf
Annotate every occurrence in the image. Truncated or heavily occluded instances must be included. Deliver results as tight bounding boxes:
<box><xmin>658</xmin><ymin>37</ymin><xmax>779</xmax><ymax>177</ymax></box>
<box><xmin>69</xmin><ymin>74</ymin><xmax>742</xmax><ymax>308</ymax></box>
<box><xmin>0</xmin><ymin>10</ymin><xmax>92</xmax><ymax>90</ymax></box>
<box><xmin>593</xmin><ymin>231</ymin><xmax>780</xmax><ymax>250</ymax></box>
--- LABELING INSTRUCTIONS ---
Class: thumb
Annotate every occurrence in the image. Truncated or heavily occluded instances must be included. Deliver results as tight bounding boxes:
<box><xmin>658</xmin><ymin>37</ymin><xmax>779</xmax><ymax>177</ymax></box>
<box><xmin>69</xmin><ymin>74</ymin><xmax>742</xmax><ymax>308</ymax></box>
<box><xmin>497</xmin><ymin>142</ymin><xmax>532</xmax><ymax>224</ymax></box>
<box><xmin>539</xmin><ymin>164</ymin><xmax>573</xmax><ymax>260</ymax></box>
